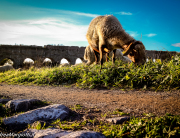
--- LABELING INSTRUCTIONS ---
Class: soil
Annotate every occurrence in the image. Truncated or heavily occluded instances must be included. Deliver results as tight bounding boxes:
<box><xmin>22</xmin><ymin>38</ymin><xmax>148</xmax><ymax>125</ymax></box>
<box><xmin>0</xmin><ymin>83</ymin><xmax>180</xmax><ymax>117</ymax></box>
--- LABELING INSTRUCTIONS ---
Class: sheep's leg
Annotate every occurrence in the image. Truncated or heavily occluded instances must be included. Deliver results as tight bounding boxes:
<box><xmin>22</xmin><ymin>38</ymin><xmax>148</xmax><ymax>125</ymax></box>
<box><xmin>99</xmin><ymin>45</ymin><xmax>105</xmax><ymax>70</ymax></box>
<box><xmin>99</xmin><ymin>37</ymin><xmax>106</xmax><ymax>71</ymax></box>
<box><xmin>112</xmin><ymin>49</ymin><xmax>116</xmax><ymax>64</ymax></box>
<box><xmin>93</xmin><ymin>50</ymin><xmax>99</xmax><ymax>64</ymax></box>
<box><xmin>106</xmin><ymin>53</ymin><xmax>109</xmax><ymax>62</ymax></box>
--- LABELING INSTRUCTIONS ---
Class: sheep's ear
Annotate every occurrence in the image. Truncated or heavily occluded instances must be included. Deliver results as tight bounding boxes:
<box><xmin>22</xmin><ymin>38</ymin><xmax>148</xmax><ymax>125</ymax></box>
<box><xmin>123</xmin><ymin>43</ymin><xmax>134</xmax><ymax>56</ymax></box>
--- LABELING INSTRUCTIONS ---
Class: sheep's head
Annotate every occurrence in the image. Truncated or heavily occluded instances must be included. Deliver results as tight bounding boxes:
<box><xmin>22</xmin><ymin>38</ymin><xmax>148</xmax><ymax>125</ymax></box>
<box><xmin>123</xmin><ymin>41</ymin><xmax>146</xmax><ymax>65</ymax></box>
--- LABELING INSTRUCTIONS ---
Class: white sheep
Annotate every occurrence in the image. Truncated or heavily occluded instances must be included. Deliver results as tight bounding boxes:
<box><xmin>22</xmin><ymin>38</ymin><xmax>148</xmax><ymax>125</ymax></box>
<box><xmin>71</xmin><ymin>63</ymin><xmax>84</xmax><ymax>67</ymax></box>
<box><xmin>111</xmin><ymin>48</ymin><xmax>132</xmax><ymax>63</ymax></box>
<box><xmin>84</xmin><ymin>45</ymin><xmax>131</xmax><ymax>65</ymax></box>
<box><xmin>86</xmin><ymin>15</ymin><xmax>146</xmax><ymax>70</ymax></box>
<box><xmin>59</xmin><ymin>63</ymin><xmax>70</xmax><ymax>67</ymax></box>
<box><xmin>0</xmin><ymin>64</ymin><xmax>14</xmax><ymax>72</ymax></box>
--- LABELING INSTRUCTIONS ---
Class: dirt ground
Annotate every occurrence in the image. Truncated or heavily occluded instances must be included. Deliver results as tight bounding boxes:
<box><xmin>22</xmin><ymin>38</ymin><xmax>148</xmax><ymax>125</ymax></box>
<box><xmin>0</xmin><ymin>83</ymin><xmax>180</xmax><ymax>117</ymax></box>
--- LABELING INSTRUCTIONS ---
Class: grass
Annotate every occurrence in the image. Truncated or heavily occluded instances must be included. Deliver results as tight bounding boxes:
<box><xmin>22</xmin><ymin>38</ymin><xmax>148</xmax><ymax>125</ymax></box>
<box><xmin>1</xmin><ymin>55</ymin><xmax>180</xmax><ymax>90</ymax></box>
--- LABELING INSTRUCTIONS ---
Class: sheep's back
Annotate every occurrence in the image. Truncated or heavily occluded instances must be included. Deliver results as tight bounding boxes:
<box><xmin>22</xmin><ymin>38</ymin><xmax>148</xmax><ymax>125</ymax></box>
<box><xmin>86</xmin><ymin>16</ymin><xmax>104</xmax><ymax>40</ymax></box>
<box><xmin>98</xmin><ymin>15</ymin><xmax>124</xmax><ymax>38</ymax></box>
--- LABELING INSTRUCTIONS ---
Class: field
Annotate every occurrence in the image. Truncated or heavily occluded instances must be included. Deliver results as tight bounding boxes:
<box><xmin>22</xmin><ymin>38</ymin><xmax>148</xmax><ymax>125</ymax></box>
<box><xmin>0</xmin><ymin>56</ymin><xmax>180</xmax><ymax>137</ymax></box>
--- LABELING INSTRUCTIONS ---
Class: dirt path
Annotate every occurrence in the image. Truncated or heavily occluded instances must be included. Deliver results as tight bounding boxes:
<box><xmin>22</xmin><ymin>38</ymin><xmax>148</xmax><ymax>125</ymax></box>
<box><xmin>0</xmin><ymin>83</ymin><xmax>180</xmax><ymax>116</ymax></box>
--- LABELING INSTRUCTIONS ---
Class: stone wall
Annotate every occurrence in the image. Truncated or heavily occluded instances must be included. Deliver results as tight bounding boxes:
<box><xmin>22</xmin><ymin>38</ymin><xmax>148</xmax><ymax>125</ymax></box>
<box><xmin>0</xmin><ymin>45</ymin><xmax>178</xmax><ymax>68</ymax></box>
<box><xmin>0</xmin><ymin>45</ymin><xmax>85</xmax><ymax>68</ymax></box>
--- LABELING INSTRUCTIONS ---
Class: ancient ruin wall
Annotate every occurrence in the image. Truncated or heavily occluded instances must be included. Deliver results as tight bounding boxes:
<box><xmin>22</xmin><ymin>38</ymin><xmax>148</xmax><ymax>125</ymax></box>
<box><xmin>0</xmin><ymin>45</ymin><xmax>178</xmax><ymax>68</ymax></box>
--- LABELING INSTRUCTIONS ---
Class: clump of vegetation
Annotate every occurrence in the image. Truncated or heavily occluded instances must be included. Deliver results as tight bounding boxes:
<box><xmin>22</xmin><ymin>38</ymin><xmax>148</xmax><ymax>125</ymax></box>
<box><xmin>102</xmin><ymin>114</ymin><xmax>180</xmax><ymax>138</ymax></box>
<box><xmin>1</xmin><ymin>55</ymin><xmax>180</xmax><ymax>90</ymax></box>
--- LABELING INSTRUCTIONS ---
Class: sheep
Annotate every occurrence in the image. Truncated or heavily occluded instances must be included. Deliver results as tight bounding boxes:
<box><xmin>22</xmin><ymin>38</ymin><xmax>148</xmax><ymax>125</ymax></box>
<box><xmin>84</xmin><ymin>45</ymin><xmax>106</xmax><ymax>65</ymax></box>
<box><xmin>71</xmin><ymin>63</ymin><xmax>83</xmax><ymax>67</ymax></box>
<box><xmin>60</xmin><ymin>63</ymin><xmax>70</xmax><ymax>67</ymax></box>
<box><xmin>84</xmin><ymin>45</ymin><xmax>131</xmax><ymax>65</ymax></box>
<box><xmin>0</xmin><ymin>64</ymin><xmax>14</xmax><ymax>72</ymax></box>
<box><xmin>17</xmin><ymin>68</ymin><xmax>22</xmax><ymax>71</ymax></box>
<box><xmin>86</xmin><ymin>15</ymin><xmax>146</xmax><ymax>70</ymax></box>
<box><xmin>111</xmin><ymin>48</ymin><xmax>132</xmax><ymax>63</ymax></box>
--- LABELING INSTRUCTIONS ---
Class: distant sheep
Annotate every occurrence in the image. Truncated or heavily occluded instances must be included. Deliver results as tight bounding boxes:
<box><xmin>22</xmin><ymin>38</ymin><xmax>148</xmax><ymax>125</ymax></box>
<box><xmin>0</xmin><ymin>64</ymin><xmax>14</xmax><ymax>72</ymax></box>
<box><xmin>71</xmin><ymin>63</ymin><xmax>83</xmax><ymax>67</ymax></box>
<box><xmin>17</xmin><ymin>68</ymin><xmax>22</xmax><ymax>71</ymax></box>
<box><xmin>84</xmin><ymin>45</ymin><xmax>131</xmax><ymax>65</ymax></box>
<box><xmin>60</xmin><ymin>63</ymin><xmax>70</xmax><ymax>67</ymax></box>
<box><xmin>84</xmin><ymin>45</ymin><xmax>106</xmax><ymax>65</ymax></box>
<box><xmin>86</xmin><ymin>15</ymin><xmax>146</xmax><ymax>70</ymax></box>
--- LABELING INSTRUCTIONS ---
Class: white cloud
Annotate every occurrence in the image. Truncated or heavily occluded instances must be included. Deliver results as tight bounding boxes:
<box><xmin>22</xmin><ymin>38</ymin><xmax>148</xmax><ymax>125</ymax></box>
<box><xmin>0</xmin><ymin>7</ymin><xmax>101</xmax><ymax>46</ymax></box>
<box><xmin>126</xmin><ymin>31</ymin><xmax>139</xmax><ymax>37</ymax></box>
<box><xmin>26</xmin><ymin>7</ymin><xmax>100</xmax><ymax>18</ymax></box>
<box><xmin>145</xmin><ymin>33</ymin><xmax>157</xmax><ymax>37</ymax></box>
<box><xmin>172</xmin><ymin>43</ymin><xmax>180</xmax><ymax>47</ymax></box>
<box><xmin>0</xmin><ymin>18</ymin><xmax>89</xmax><ymax>46</ymax></box>
<box><xmin>63</xmin><ymin>10</ymin><xmax>100</xmax><ymax>18</ymax></box>
<box><xmin>115</xmin><ymin>12</ymin><xmax>132</xmax><ymax>15</ymax></box>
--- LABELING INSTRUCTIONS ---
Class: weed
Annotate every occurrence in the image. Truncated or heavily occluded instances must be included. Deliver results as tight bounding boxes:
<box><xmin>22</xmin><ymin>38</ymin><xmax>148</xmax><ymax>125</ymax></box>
<box><xmin>70</xmin><ymin>104</ymin><xmax>83</xmax><ymax>111</ymax></box>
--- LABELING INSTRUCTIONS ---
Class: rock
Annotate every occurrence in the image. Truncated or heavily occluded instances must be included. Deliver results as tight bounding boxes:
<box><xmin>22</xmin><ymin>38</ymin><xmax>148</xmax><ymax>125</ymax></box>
<box><xmin>22</xmin><ymin>128</ymin><xmax>70</xmax><ymax>138</ymax></box>
<box><xmin>3</xmin><ymin>104</ymin><xmax>70</xmax><ymax>125</ymax></box>
<box><xmin>5</xmin><ymin>99</ymin><xmax>41</xmax><ymax>112</ymax></box>
<box><xmin>22</xmin><ymin>129</ymin><xmax>106</xmax><ymax>138</ymax></box>
<box><xmin>61</xmin><ymin>131</ymin><xmax>106</xmax><ymax>138</ymax></box>
<box><xmin>0</xmin><ymin>99</ymin><xmax>11</xmax><ymax>104</ymax></box>
<box><xmin>106</xmin><ymin>116</ymin><xmax>130</xmax><ymax>124</ymax></box>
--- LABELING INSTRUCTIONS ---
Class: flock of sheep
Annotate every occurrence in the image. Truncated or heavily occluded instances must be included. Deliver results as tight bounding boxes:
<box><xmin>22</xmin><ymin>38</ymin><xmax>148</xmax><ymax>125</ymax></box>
<box><xmin>0</xmin><ymin>15</ymin><xmax>146</xmax><ymax>72</ymax></box>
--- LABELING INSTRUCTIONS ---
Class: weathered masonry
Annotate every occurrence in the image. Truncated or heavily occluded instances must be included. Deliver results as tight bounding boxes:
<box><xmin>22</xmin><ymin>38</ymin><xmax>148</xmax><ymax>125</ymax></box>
<box><xmin>0</xmin><ymin>45</ymin><xmax>85</xmax><ymax>68</ymax></box>
<box><xmin>0</xmin><ymin>45</ymin><xmax>178</xmax><ymax>68</ymax></box>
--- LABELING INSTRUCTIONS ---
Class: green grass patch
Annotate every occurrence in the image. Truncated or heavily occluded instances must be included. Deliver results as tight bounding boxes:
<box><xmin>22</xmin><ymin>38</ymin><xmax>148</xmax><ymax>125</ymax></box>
<box><xmin>48</xmin><ymin>114</ymin><xmax>180</xmax><ymax>138</ymax></box>
<box><xmin>1</xmin><ymin>55</ymin><xmax>180</xmax><ymax>90</ymax></box>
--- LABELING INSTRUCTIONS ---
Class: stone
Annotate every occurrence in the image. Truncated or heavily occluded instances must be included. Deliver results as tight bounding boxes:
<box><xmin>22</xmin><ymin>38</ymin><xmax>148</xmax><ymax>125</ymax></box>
<box><xmin>106</xmin><ymin>116</ymin><xmax>130</xmax><ymax>124</ymax></box>
<box><xmin>22</xmin><ymin>128</ymin><xmax>70</xmax><ymax>138</ymax></box>
<box><xmin>3</xmin><ymin>104</ymin><xmax>70</xmax><ymax>125</ymax></box>
<box><xmin>0</xmin><ymin>45</ymin><xmax>86</xmax><ymax>68</ymax></box>
<box><xmin>61</xmin><ymin>131</ymin><xmax>106</xmax><ymax>138</ymax></box>
<box><xmin>0</xmin><ymin>99</ymin><xmax>11</xmax><ymax>104</ymax></box>
<box><xmin>22</xmin><ymin>129</ymin><xmax>106</xmax><ymax>138</ymax></box>
<box><xmin>5</xmin><ymin>99</ymin><xmax>41</xmax><ymax>112</ymax></box>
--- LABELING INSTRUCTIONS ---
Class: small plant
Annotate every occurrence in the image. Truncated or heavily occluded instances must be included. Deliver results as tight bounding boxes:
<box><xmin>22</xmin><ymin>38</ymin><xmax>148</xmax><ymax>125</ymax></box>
<box><xmin>101</xmin><ymin>113</ymin><xmax>107</xmax><ymax>118</ymax></box>
<box><xmin>70</xmin><ymin>104</ymin><xmax>83</xmax><ymax>111</ymax></box>
<box><xmin>111</xmin><ymin>110</ymin><xmax>129</xmax><ymax>116</ymax></box>
<box><xmin>28</xmin><ymin>121</ymin><xmax>46</xmax><ymax>130</ymax></box>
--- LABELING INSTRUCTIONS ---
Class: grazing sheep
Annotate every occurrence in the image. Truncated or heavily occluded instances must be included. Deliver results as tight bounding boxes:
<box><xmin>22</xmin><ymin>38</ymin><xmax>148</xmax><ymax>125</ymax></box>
<box><xmin>71</xmin><ymin>63</ymin><xmax>83</xmax><ymax>67</ymax></box>
<box><xmin>110</xmin><ymin>48</ymin><xmax>132</xmax><ymax>63</ymax></box>
<box><xmin>0</xmin><ymin>64</ymin><xmax>14</xmax><ymax>72</ymax></box>
<box><xmin>17</xmin><ymin>68</ymin><xmax>22</xmax><ymax>71</ymax></box>
<box><xmin>86</xmin><ymin>15</ymin><xmax>146</xmax><ymax>70</ymax></box>
<box><xmin>84</xmin><ymin>45</ymin><xmax>106</xmax><ymax>65</ymax></box>
<box><xmin>60</xmin><ymin>63</ymin><xmax>70</xmax><ymax>67</ymax></box>
<box><xmin>84</xmin><ymin>45</ymin><xmax>131</xmax><ymax>65</ymax></box>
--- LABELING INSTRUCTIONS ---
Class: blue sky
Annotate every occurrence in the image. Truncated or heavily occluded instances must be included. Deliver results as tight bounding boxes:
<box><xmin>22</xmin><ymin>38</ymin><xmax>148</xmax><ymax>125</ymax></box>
<box><xmin>0</xmin><ymin>0</ymin><xmax>180</xmax><ymax>52</ymax></box>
